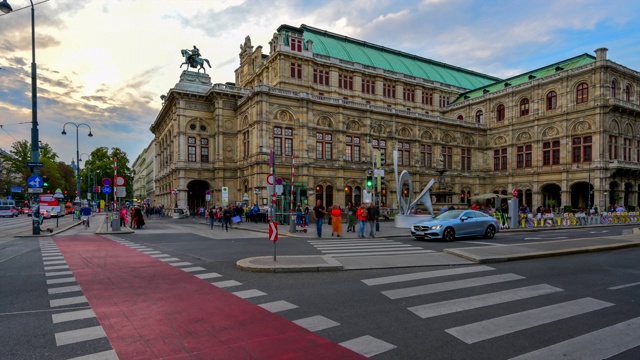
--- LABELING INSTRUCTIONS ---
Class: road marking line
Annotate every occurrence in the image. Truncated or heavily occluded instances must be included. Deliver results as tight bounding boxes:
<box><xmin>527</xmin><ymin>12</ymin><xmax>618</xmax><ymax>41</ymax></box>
<box><xmin>180</xmin><ymin>267</ymin><xmax>206</xmax><ymax>272</ymax></box>
<box><xmin>330</xmin><ymin>250</ymin><xmax>436</xmax><ymax>257</ymax></box>
<box><xmin>293</xmin><ymin>315</ymin><xmax>340</xmax><ymax>332</ymax></box>
<box><xmin>66</xmin><ymin>349</ymin><xmax>118</xmax><ymax>360</ymax></box>
<box><xmin>141</xmin><ymin>251</ymin><xmax>161</xmax><ymax>254</ymax></box>
<box><xmin>321</xmin><ymin>245</ymin><xmax>416</xmax><ymax>253</ymax></box>
<box><xmin>43</xmin><ymin>260</ymin><xmax>67</xmax><ymax>265</ymax></box>
<box><xmin>55</xmin><ymin>325</ymin><xmax>107</xmax><ymax>346</ymax></box>
<box><xmin>45</xmin><ymin>271</ymin><xmax>73</xmax><ymax>277</ymax></box>
<box><xmin>42</xmin><ymin>256</ymin><xmax>64</xmax><ymax>260</ymax></box>
<box><xmin>52</xmin><ymin>309</ymin><xmax>96</xmax><ymax>323</ymax></box>
<box><xmin>169</xmin><ymin>262</ymin><xmax>192</xmax><ymax>267</ymax></box>
<box><xmin>50</xmin><ymin>295</ymin><xmax>88</xmax><ymax>307</ymax></box>
<box><xmin>44</xmin><ymin>265</ymin><xmax>69</xmax><ymax>270</ymax></box>
<box><xmin>340</xmin><ymin>335</ymin><xmax>397</xmax><ymax>358</ymax></box>
<box><xmin>48</xmin><ymin>285</ymin><xmax>82</xmax><ymax>295</ymax></box>
<box><xmin>363</xmin><ymin>266</ymin><xmax>496</xmax><ymax>286</ymax></box>
<box><xmin>317</xmin><ymin>245</ymin><xmax>415</xmax><ymax>250</ymax></box>
<box><xmin>211</xmin><ymin>280</ymin><xmax>242</xmax><ymax>288</ymax></box>
<box><xmin>608</xmin><ymin>281</ymin><xmax>640</xmax><ymax>290</ymax></box>
<box><xmin>509</xmin><ymin>316</ymin><xmax>640</xmax><ymax>359</ymax></box>
<box><xmin>232</xmin><ymin>289</ymin><xmax>266</xmax><ymax>299</ymax></box>
<box><xmin>46</xmin><ymin>277</ymin><xmax>76</xmax><ymax>285</ymax></box>
<box><xmin>195</xmin><ymin>272</ymin><xmax>222</xmax><ymax>280</ymax></box>
<box><xmin>382</xmin><ymin>273</ymin><xmax>524</xmax><ymax>299</ymax></box>
<box><xmin>445</xmin><ymin>297</ymin><xmax>614</xmax><ymax>344</ymax></box>
<box><xmin>409</xmin><ymin>284</ymin><xmax>564</xmax><ymax>318</ymax></box>
<box><xmin>458</xmin><ymin>241</ymin><xmax>507</xmax><ymax>246</ymax></box>
<box><xmin>159</xmin><ymin>258</ymin><xmax>181</xmax><ymax>262</ymax></box>
<box><xmin>149</xmin><ymin>254</ymin><xmax>170</xmax><ymax>258</ymax></box>
<box><xmin>259</xmin><ymin>300</ymin><xmax>298</xmax><ymax>313</ymax></box>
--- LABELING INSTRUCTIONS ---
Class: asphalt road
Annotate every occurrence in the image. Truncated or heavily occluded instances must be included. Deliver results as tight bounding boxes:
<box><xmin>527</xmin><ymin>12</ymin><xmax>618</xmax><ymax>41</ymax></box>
<box><xmin>1</xmin><ymin>217</ymin><xmax>639</xmax><ymax>359</ymax></box>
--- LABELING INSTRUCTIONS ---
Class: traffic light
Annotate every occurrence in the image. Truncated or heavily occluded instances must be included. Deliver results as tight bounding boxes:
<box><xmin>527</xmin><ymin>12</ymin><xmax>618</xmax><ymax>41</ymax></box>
<box><xmin>366</xmin><ymin>174</ymin><xmax>373</xmax><ymax>189</ymax></box>
<box><xmin>42</xmin><ymin>176</ymin><xmax>49</xmax><ymax>188</ymax></box>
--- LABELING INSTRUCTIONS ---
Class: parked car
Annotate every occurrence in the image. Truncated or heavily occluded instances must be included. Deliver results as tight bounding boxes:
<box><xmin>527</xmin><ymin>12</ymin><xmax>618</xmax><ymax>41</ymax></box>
<box><xmin>172</xmin><ymin>208</ymin><xmax>189</xmax><ymax>219</ymax></box>
<box><xmin>410</xmin><ymin>209</ymin><xmax>499</xmax><ymax>241</ymax></box>
<box><xmin>0</xmin><ymin>205</ymin><xmax>19</xmax><ymax>218</ymax></box>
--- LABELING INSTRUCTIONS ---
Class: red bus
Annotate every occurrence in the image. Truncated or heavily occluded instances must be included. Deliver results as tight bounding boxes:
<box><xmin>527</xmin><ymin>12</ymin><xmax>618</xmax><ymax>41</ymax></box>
<box><xmin>39</xmin><ymin>194</ymin><xmax>63</xmax><ymax>218</ymax></box>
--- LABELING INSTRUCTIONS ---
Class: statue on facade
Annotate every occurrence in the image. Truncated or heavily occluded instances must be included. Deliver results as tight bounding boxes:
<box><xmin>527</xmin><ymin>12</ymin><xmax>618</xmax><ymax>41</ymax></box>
<box><xmin>181</xmin><ymin>45</ymin><xmax>211</xmax><ymax>73</ymax></box>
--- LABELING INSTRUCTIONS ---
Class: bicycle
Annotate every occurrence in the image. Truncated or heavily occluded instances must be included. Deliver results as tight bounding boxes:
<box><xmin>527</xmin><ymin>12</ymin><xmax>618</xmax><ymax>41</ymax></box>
<box><xmin>81</xmin><ymin>215</ymin><xmax>89</xmax><ymax>229</ymax></box>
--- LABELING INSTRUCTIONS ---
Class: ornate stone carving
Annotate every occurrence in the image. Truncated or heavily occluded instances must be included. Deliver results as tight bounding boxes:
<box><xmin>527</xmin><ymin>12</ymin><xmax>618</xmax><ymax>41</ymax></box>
<box><xmin>277</xmin><ymin>110</ymin><xmax>292</xmax><ymax>122</ymax></box>
<box><xmin>461</xmin><ymin>135</ymin><xmax>474</xmax><ymax>146</ymax></box>
<box><xmin>185</xmin><ymin>102</ymin><xmax>213</xmax><ymax>112</ymax></box>
<box><xmin>442</xmin><ymin>133</ymin><xmax>455</xmax><ymax>144</ymax></box>
<box><xmin>572</xmin><ymin>121</ymin><xmax>591</xmax><ymax>133</ymax></box>
<box><xmin>346</xmin><ymin>121</ymin><xmax>361</xmax><ymax>131</ymax></box>
<box><xmin>421</xmin><ymin>131</ymin><xmax>433</xmax><ymax>140</ymax></box>
<box><xmin>494</xmin><ymin>136</ymin><xmax>507</xmax><ymax>146</ymax></box>
<box><xmin>398</xmin><ymin>127</ymin><xmax>411</xmax><ymax>138</ymax></box>
<box><xmin>544</xmin><ymin>127</ymin><xmax>559</xmax><ymax>137</ymax></box>
<box><xmin>317</xmin><ymin>116</ymin><xmax>332</xmax><ymax>128</ymax></box>
<box><xmin>516</xmin><ymin>132</ymin><xmax>532</xmax><ymax>141</ymax></box>
<box><xmin>609</xmin><ymin>119</ymin><xmax>620</xmax><ymax>133</ymax></box>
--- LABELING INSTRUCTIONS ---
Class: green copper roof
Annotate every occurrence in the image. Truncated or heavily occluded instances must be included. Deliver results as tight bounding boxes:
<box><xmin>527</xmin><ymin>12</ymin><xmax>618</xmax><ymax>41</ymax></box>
<box><xmin>452</xmin><ymin>53</ymin><xmax>596</xmax><ymax>104</ymax></box>
<box><xmin>290</xmin><ymin>24</ymin><xmax>501</xmax><ymax>90</ymax></box>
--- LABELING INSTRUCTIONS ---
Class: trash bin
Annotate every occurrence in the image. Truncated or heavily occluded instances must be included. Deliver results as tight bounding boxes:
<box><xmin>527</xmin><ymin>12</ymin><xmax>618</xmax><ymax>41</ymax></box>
<box><xmin>111</xmin><ymin>218</ymin><xmax>121</xmax><ymax>231</ymax></box>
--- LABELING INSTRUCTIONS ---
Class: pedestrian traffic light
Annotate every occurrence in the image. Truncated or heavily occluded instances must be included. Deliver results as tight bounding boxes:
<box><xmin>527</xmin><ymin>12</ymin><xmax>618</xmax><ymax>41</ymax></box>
<box><xmin>366</xmin><ymin>174</ymin><xmax>373</xmax><ymax>188</ymax></box>
<box><xmin>42</xmin><ymin>176</ymin><xmax>49</xmax><ymax>188</ymax></box>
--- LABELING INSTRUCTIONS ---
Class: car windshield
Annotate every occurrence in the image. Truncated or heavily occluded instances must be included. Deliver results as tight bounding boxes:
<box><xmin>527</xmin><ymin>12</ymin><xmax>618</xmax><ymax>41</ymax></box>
<box><xmin>434</xmin><ymin>210</ymin><xmax>463</xmax><ymax>220</ymax></box>
<box><xmin>0</xmin><ymin>206</ymin><xmax>10</xmax><ymax>210</ymax></box>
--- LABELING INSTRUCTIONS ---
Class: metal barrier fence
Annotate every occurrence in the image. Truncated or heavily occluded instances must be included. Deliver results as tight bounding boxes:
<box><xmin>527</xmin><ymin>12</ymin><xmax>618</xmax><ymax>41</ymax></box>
<box><xmin>518</xmin><ymin>212</ymin><xmax>639</xmax><ymax>228</ymax></box>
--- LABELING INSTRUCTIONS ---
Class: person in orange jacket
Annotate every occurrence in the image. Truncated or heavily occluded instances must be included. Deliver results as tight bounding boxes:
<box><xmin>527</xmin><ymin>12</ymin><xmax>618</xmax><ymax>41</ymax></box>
<box><xmin>356</xmin><ymin>203</ymin><xmax>368</xmax><ymax>238</ymax></box>
<box><xmin>330</xmin><ymin>204</ymin><xmax>343</xmax><ymax>237</ymax></box>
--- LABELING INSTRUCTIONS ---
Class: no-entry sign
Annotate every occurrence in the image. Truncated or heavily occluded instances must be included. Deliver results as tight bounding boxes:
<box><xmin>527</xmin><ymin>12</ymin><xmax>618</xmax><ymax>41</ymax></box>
<box><xmin>269</xmin><ymin>222</ymin><xmax>278</xmax><ymax>242</ymax></box>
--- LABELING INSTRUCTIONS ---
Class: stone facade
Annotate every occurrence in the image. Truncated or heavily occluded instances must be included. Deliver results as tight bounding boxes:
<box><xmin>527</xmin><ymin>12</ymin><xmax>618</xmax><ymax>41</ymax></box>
<box><xmin>146</xmin><ymin>25</ymin><xmax>640</xmax><ymax>213</ymax></box>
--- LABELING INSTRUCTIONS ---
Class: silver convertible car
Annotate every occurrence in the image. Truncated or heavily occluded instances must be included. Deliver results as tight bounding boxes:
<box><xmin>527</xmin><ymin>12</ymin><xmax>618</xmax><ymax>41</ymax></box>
<box><xmin>410</xmin><ymin>210</ymin><xmax>500</xmax><ymax>241</ymax></box>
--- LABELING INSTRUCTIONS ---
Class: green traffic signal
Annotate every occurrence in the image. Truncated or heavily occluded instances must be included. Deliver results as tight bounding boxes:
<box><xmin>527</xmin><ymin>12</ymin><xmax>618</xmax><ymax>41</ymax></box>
<box><xmin>366</xmin><ymin>175</ymin><xmax>373</xmax><ymax>188</ymax></box>
<box><xmin>42</xmin><ymin>176</ymin><xmax>49</xmax><ymax>187</ymax></box>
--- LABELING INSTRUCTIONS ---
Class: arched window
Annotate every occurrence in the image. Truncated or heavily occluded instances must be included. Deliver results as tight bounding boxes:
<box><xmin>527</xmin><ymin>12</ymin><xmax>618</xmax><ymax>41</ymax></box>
<box><xmin>625</xmin><ymin>85</ymin><xmax>631</xmax><ymax>102</ymax></box>
<box><xmin>611</xmin><ymin>80</ymin><xmax>617</xmax><ymax>98</ymax></box>
<box><xmin>546</xmin><ymin>91</ymin><xmax>557</xmax><ymax>110</ymax></box>
<box><xmin>519</xmin><ymin>98</ymin><xmax>529</xmax><ymax>116</ymax></box>
<box><xmin>496</xmin><ymin>104</ymin><xmax>505</xmax><ymax>121</ymax></box>
<box><xmin>457</xmin><ymin>114</ymin><xmax>464</xmax><ymax>121</ymax></box>
<box><xmin>576</xmin><ymin>83</ymin><xmax>589</xmax><ymax>104</ymax></box>
<box><xmin>475</xmin><ymin>110</ymin><xmax>483</xmax><ymax>123</ymax></box>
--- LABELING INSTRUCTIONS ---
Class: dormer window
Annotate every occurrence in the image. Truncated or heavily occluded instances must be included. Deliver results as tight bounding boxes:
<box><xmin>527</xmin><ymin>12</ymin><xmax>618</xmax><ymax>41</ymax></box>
<box><xmin>290</xmin><ymin>37</ymin><xmax>303</xmax><ymax>52</ymax></box>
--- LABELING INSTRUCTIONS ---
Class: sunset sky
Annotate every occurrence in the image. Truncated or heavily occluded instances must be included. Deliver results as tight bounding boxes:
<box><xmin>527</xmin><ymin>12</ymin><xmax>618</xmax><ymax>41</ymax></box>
<box><xmin>1</xmin><ymin>0</ymin><xmax>640</xmax><ymax>169</ymax></box>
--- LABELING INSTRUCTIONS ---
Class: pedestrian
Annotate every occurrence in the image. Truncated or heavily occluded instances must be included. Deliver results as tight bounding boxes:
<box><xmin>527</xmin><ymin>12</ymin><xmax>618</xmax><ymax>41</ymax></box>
<box><xmin>295</xmin><ymin>203</ymin><xmax>303</xmax><ymax>227</ymax></box>
<box><xmin>304</xmin><ymin>204</ymin><xmax>310</xmax><ymax>227</ymax></box>
<box><xmin>367</xmin><ymin>203</ymin><xmax>379</xmax><ymax>238</ymax></box>
<box><xmin>330</xmin><ymin>204</ymin><xmax>342</xmax><ymax>237</ymax></box>
<box><xmin>208</xmin><ymin>207</ymin><xmax>216</xmax><ymax>229</ymax></box>
<box><xmin>222</xmin><ymin>205</ymin><xmax>232</xmax><ymax>231</ymax></box>
<box><xmin>119</xmin><ymin>206</ymin><xmax>127</xmax><ymax>227</ymax></box>
<box><xmin>312</xmin><ymin>199</ymin><xmax>326</xmax><ymax>238</ymax></box>
<box><xmin>134</xmin><ymin>206</ymin><xmax>145</xmax><ymax>229</ymax></box>
<box><xmin>356</xmin><ymin>203</ymin><xmax>368</xmax><ymax>238</ymax></box>
<box><xmin>346</xmin><ymin>201</ymin><xmax>357</xmax><ymax>232</ymax></box>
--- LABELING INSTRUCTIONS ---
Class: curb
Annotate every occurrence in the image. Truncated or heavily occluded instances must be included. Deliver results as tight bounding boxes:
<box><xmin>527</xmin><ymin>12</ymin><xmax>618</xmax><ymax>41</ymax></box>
<box><xmin>236</xmin><ymin>256</ymin><xmax>344</xmax><ymax>272</ymax></box>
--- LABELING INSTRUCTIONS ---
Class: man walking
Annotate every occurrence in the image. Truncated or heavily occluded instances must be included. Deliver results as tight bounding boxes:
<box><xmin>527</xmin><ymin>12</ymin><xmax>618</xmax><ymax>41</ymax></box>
<box><xmin>312</xmin><ymin>199</ymin><xmax>326</xmax><ymax>238</ymax></box>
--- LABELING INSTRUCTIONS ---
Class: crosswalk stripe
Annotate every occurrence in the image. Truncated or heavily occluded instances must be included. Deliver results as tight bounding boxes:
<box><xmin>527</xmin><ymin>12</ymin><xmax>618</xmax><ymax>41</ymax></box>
<box><xmin>322</xmin><ymin>246</ymin><xmax>416</xmax><ymax>253</ymax></box>
<box><xmin>150</xmin><ymin>254</ymin><xmax>170</xmax><ymax>258</ymax></box>
<box><xmin>195</xmin><ymin>272</ymin><xmax>222</xmax><ymax>279</ymax></box>
<box><xmin>330</xmin><ymin>250</ymin><xmax>436</xmax><ymax>257</ymax></box>
<box><xmin>43</xmin><ymin>260</ymin><xmax>67</xmax><ymax>265</ymax></box>
<box><xmin>293</xmin><ymin>315</ymin><xmax>340</xmax><ymax>332</ymax></box>
<box><xmin>382</xmin><ymin>273</ymin><xmax>524</xmax><ymax>299</ymax></box>
<box><xmin>608</xmin><ymin>281</ymin><xmax>640</xmax><ymax>290</ymax></box>
<box><xmin>340</xmin><ymin>335</ymin><xmax>397</xmax><ymax>358</ymax></box>
<box><xmin>509</xmin><ymin>316</ymin><xmax>640</xmax><ymax>360</ymax></box>
<box><xmin>66</xmin><ymin>349</ymin><xmax>118</xmax><ymax>360</ymax></box>
<box><xmin>52</xmin><ymin>309</ymin><xmax>96</xmax><ymax>323</ymax></box>
<box><xmin>211</xmin><ymin>280</ymin><xmax>242</xmax><ymax>288</ymax></box>
<box><xmin>141</xmin><ymin>251</ymin><xmax>161</xmax><ymax>254</ymax></box>
<box><xmin>232</xmin><ymin>289</ymin><xmax>266</xmax><ymax>299</ymax></box>
<box><xmin>310</xmin><ymin>240</ymin><xmax>395</xmax><ymax>245</ymax></box>
<box><xmin>259</xmin><ymin>300</ymin><xmax>298</xmax><ymax>313</ymax></box>
<box><xmin>45</xmin><ymin>270</ymin><xmax>73</xmax><ymax>277</ymax></box>
<box><xmin>445</xmin><ymin>297</ymin><xmax>614</xmax><ymax>344</ymax></box>
<box><xmin>55</xmin><ymin>325</ymin><xmax>107</xmax><ymax>346</ymax></box>
<box><xmin>50</xmin><ymin>295</ymin><xmax>88</xmax><ymax>307</ymax></box>
<box><xmin>44</xmin><ymin>265</ymin><xmax>69</xmax><ymax>270</ymax></box>
<box><xmin>363</xmin><ymin>266</ymin><xmax>495</xmax><ymax>286</ymax></box>
<box><xmin>316</xmin><ymin>245</ymin><xmax>415</xmax><ymax>250</ymax></box>
<box><xmin>181</xmin><ymin>267</ymin><xmax>206</xmax><ymax>272</ymax></box>
<box><xmin>46</xmin><ymin>277</ymin><xmax>76</xmax><ymax>285</ymax></box>
<box><xmin>48</xmin><ymin>285</ymin><xmax>82</xmax><ymax>295</ymax></box>
<box><xmin>159</xmin><ymin>257</ymin><xmax>181</xmax><ymax>262</ymax></box>
<box><xmin>169</xmin><ymin>262</ymin><xmax>192</xmax><ymax>267</ymax></box>
<box><xmin>409</xmin><ymin>284</ymin><xmax>564</xmax><ymax>318</ymax></box>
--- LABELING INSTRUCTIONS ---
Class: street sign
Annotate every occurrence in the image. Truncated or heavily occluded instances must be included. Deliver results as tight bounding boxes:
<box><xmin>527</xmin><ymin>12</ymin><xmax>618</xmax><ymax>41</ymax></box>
<box><xmin>116</xmin><ymin>186</ymin><xmax>126</xmax><ymax>197</ymax></box>
<box><xmin>205</xmin><ymin>190</ymin><xmax>211</xmax><ymax>195</ymax></box>
<box><xmin>269</xmin><ymin>222</ymin><xmax>278</xmax><ymax>242</ymax></box>
<box><xmin>94</xmin><ymin>185</ymin><xmax>100</xmax><ymax>193</ymax></box>
<box><xmin>275</xmin><ymin>177</ymin><xmax>283</xmax><ymax>185</ymax></box>
<box><xmin>27</xmin><ymin>188</ymin><xmax>43</xmax><ymax>193</ymax></box>
<box><xmin>115</xmin><ymin>175</ymin><xmax>126</xmax><ymax>186</ymax></box>
<box><xmin>27</xmin><ymin>175</ymin><xmax>43</xmax><ymax>188</ymax></box>
<box><xmin>102</xmin><ymin>178</ymin><xmax>111</xmax><ymax>186</ymax></box>
<box><xmin>10</xmin><ymin>187</ymin><xmax>22</xmax><ymax>193</ymax></box>
<box><xmin>242</xmin><ymin>193</ymin><xmax>249</xmax><ymax>201</ymax></box>
<box><xmin>275</xmin><ymin>185</ymin><xmax>283</xmax><ymax>194</ymax></box>
<box><xmin>512</xmin><ymin>189</ymin><xmax>518</xmax><ymax>197</ymax></box>
<box><xmin>266</xmin><ymin>174</ymin><xmax>274</xmax><ymax>185</ymax></box>
<box><xmin>25</xmin><ymin>161</ymin><xmax>44</xmax><ymax>168</ymax></box>
<box><xmin>373</xmin><ymin>169</ymin><xmax>385</xmax><ymax>177</ymax></box>
<box><xmin>102</xmin><ymin>185</ymin><xmax>112</xmax><ymax>194</ymax></box>
<box><xmin>53</xmin><ymin>188</ymin><xmax>64</xmax><ymax>199</ymax></box>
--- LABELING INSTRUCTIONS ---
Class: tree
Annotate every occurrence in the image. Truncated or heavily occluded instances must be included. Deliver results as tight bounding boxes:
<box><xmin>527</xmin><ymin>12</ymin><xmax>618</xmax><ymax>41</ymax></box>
<box><xmin>0</xmin><ymin>140</ymin><xmax>66</xmax><ymax>197</ymax></box>
<box><xmin>81</xmin><ymin>147</ymin><xmax>134</xmax><ymax>203</ymax></box>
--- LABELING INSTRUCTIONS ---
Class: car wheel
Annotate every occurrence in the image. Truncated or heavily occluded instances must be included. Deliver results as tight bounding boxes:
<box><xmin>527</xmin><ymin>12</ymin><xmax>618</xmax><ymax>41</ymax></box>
<box><xmin>443</xmin><ymin>227</ymin><xmax>455</xmax><ymax>242</ymax></box>
<box><xmin>484</xmin><ymin>225</ymin><xmax>496</xmax><ymax>239</ymax></box>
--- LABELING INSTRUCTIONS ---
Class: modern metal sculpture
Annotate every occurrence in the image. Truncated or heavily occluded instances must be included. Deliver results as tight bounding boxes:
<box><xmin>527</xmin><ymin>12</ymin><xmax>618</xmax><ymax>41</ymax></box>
<box><xmin>393</xmin><ymin>149</ymin><xmax>436</xmax><ymax>228</ymax></box>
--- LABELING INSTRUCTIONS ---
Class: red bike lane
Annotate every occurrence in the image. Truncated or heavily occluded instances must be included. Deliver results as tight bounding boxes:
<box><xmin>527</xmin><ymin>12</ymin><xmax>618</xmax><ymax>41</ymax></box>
<box><xmin>55</xmin><ymin>235</ymin><xmax>364</xmax><ymax>359</ymax></box>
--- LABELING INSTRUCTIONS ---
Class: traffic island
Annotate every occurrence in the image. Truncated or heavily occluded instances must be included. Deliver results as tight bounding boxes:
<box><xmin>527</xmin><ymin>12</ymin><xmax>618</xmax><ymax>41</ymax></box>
<box><xmin>236</xmin><ymin>255</ymin><xmax>343</xmax><ymax>272</ymax></box>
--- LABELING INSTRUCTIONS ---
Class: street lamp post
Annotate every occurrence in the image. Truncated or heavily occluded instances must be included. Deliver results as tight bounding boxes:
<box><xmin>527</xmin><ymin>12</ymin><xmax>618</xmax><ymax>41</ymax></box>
<box><xmin>367</xmin><ymin>124</ymin><xmax>383</xmax><ymax>232</ymax></box>
<box><xmin>79</xmin><ymin>153</ymin><xmax>90</xmax><ymax>201</ymax></box>
<box><xmin>62</xmin><ymin>122</ymin><xmax>93</xmax><ymax>202</ymax></box>
<box><xmin>1</xmin><ymin>0</ymin><xmax>41</xmax><ymax>234</ymax></box>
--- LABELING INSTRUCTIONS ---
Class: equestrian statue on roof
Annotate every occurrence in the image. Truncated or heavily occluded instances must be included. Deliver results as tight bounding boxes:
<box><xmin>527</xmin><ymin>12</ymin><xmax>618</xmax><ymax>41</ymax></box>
<box><xmin>181</xmin><ymin>45</ymin><xmax>211</xmax><ymax>73</ymax></box>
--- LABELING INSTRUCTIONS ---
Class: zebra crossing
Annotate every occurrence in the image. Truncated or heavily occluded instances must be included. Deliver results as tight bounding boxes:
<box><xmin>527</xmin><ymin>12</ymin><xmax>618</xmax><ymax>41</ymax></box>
<box><xmin>362</xmin><ymin>265</ymin><xmax>640</xmax><ymax>358</ymax></box>
<box><xmin>40</xmin><ymin>239</ymin><xmax>117</xmax><ymax>360</ymax></box>
<box><xmin>309</xmin><ymin>237</ymin><xmax>435</xmax><ymax>257</ymax></box>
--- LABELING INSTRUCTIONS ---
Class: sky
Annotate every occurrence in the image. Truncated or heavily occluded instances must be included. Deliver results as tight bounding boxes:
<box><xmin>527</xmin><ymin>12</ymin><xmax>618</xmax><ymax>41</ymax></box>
<box><xmin>1</xmin><ymin>0</ymin><xmax>640</xmax><ymax>169</ymax></box>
